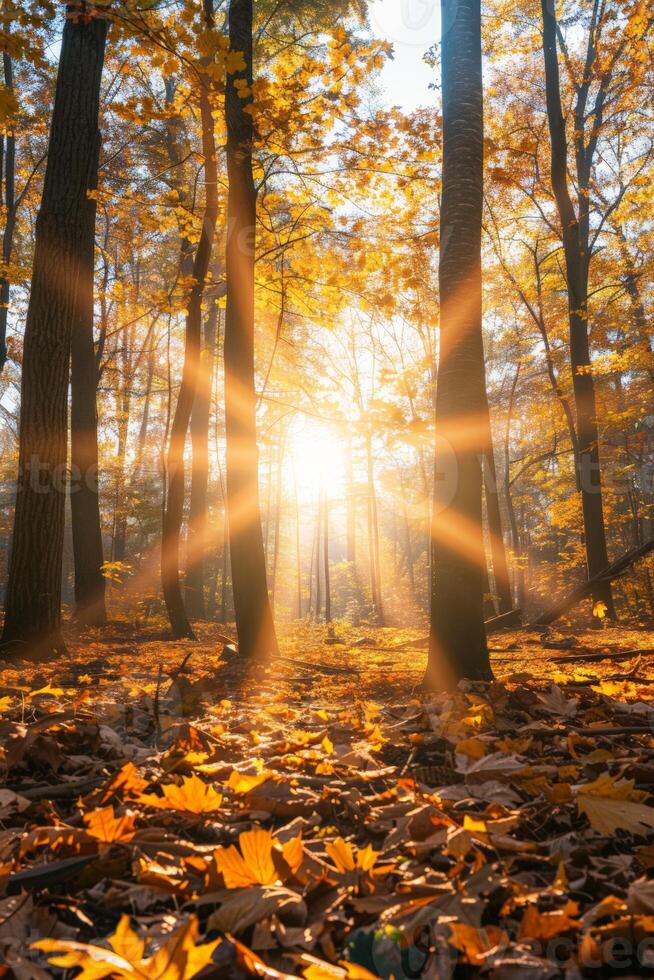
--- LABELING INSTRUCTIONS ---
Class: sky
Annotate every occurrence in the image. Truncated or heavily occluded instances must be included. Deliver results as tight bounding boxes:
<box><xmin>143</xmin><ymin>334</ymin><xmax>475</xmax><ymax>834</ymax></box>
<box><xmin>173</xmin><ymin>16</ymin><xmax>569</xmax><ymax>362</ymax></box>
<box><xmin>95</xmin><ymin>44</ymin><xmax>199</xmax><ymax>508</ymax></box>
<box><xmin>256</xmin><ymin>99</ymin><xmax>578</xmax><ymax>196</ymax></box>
<box><xmin>367</xmin><ymin>0</ymin><xmax>440</xmax><ymax>111</ymax></box>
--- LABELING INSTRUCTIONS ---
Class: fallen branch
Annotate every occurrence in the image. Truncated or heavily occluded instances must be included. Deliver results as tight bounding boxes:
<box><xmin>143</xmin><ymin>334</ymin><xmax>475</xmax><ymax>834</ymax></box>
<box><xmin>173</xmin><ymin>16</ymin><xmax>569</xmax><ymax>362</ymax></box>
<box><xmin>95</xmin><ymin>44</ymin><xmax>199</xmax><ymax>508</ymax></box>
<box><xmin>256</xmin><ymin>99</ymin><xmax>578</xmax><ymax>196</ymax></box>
<box><xmin>555</xmin><ymin>648</ymin><xmax>653</xmax><ymax>664</ymax></box>
<box><xmin>532</xmin><ymin>537</ymin><xmax>654</xmax><ymax>626</ymax></box>
<box><xmin>486</xmin><ymin>608</ymin><xmax>523</xmax><ymax>632</ymax></box>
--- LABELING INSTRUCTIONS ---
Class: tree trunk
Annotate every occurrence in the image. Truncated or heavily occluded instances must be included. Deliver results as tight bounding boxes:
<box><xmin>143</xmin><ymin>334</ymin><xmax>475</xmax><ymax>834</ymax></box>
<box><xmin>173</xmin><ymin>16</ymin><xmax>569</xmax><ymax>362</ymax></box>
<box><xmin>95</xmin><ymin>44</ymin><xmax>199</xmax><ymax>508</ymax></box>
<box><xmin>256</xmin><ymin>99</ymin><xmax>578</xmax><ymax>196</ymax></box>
<box><xmin>365</xmin><ymin>433</ymin><xmax>383</xmax><ymax>621</ymax></box>
<box><xmin>270</xmin><ymin>428</ymin><xmax>284</xmax><ymax>611</ymax></box>
<box><xmin>185</xmin><ymin>299</ymin><xmax>220</xmax><ymax>619</ymax></box>
<box><xmin>503</xmin><ymin>364</ymin><xmax>524</xmax><ymax>608</ymax></box>
<box><xmin>2</xmin><ymin>7</ymin><xmax>107</xmax><ymax>656</ymax></box>
<box><xmin>224</xmin><ymin>0</ymin><xmax>277</xmax><ymax>660</ymax></box>
<box><xmin>483</xmin><ymin>427</ymin><xmax>512</xmax><ymax>615</ymax></box>
<box><xmin>426</xmin><ymin>0</ymin><xmax>492</xmax><ymax>687</ymax></box>
<box><xmin>295</xmin><ymin>474</ymin><xmax>302</xmax><ymax>618</ymax></box>
<box><xmin>323</xmin><ymin>488</ymin><xmax>331</xmax><ymax>623</ymax></box>
<box><xmin>70</xmin><ymin>125</ymin><xmax>107</xmax><ymax>628</ymax></box>
<box><xmin>0</xmin><ymin>53</ymin><xmax>16</xmax><ymax>374</ymax></box>
<box><xmin>402</xmin><ymin>493</ymin><xmax>416</xmax><ymax>601</ymax></box>
<box><xmin>345</xmin><ymin>438</ymin><xmax>356</xmax><ymax>566</ymax></box>
<box><xmin>162</xmin><ymin>9</ymin><xmax>219</xmax><ymax>639</ymax></box>
<box><xmin>313</xmin><ymin>502</ymin><xmax>321</xmax><ymax>619</ymax></box>
<box><xmin>540</xmin><ymin>0</ymin><xmax>615</xmax><ymax>618</ymax></box>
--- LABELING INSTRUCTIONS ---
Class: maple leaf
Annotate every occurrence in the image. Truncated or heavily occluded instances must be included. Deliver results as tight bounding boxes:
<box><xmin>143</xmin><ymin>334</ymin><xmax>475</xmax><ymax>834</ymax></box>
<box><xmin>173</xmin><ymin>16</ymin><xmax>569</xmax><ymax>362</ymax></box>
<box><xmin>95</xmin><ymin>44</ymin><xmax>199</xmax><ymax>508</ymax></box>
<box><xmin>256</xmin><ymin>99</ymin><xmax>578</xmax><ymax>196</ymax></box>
<box><xmin>100</xmin><ymin>761</ymin><xmax>149</xmax><ymax>804</ymax></box>
<box><xmin>577</xmin><ymin>795</ymin><xmax>654</xmax><ymax>836</ymax></box>
<box><xmin>214</xmin><ymin>827</ymin><xmax>302</xmax><ymax>888</ymax></box>
<box><xmin>447</xmin><ymin>923</ymin><xmax>508</xmax><ymax>966</ymax></box>
<box><xmin>325</xmin><ymin>837</ymin><xmax>379</xmax><ymax>874</ymax></box>
<box><xmin>83</xmin><ymin>806</ymin><xmax>137</xmax><ymax>844</ymax></box>
<box><xmin>138</xmin><ymin>774</ymin><xmax>223</xmax><ymax>817</ymax></box>
<box><xmin>34</xmin><ymin>914</ymin><xmax>220</xmax><ymax>979</ymax></box>
<box><xmin>518</xmin><ymin>899</ymin><xmax>580</xmax><ymax>940</ymax></box>
<box><xmin>226</xmin><ymin>769</ymin><xmax>273</xmax><ymax>794</ymax></box>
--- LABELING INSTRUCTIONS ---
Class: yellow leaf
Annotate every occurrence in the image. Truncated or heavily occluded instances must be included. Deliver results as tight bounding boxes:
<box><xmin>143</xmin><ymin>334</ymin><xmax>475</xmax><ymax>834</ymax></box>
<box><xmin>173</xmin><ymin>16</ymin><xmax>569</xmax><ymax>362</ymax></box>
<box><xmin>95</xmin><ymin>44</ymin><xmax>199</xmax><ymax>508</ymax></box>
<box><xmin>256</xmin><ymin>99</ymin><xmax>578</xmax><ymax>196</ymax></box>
<box><xmin>325</xmin><ymin>837</ymin><xmax>378</xmax><ymax>874</ymax></box>
<box><xmin>226</xmin><ymin>50</ymin><xmax>247</xmax><ymax>74</ymax></box>
<box><xmin>325</xmin><ymin>837</ymin><xmax>355</xmax><ymax>872</ymax></box>
<box><xmin>463</xmin><ymin>816</ymin><xmax>488</xmax><ymax>834</ymax></box>
<box><xmin>456</xmin><ymin>738</ymin><xmax>487</xmax><ymax>761</ymax></box>
<box><xmin>282</xmin><ymin>833</ymin><xmax>304</xmax><ymax>874</ymax></box>
<box><xmin>28</xmin><ymin>684</ymin><xmax>65</xmax><ymax>699</ymax></box>
<box><xmin>215</xmin><ymin>828</ymin><xmax>280</xmax><ymax>887</ymax></box>
<box><xmin>34</xmin><ymin>914</ymin><xmax>220</xmax><ymax>979</ymax></box>
<box><xmin>227</xmin><ymin>769</ymin><xmax>273</xmax><ymax>794</ymax></box>
<box><xmin>138</xmin><ymin>773</ymin><xmax>223</xmax><ymax>817</ymax></box>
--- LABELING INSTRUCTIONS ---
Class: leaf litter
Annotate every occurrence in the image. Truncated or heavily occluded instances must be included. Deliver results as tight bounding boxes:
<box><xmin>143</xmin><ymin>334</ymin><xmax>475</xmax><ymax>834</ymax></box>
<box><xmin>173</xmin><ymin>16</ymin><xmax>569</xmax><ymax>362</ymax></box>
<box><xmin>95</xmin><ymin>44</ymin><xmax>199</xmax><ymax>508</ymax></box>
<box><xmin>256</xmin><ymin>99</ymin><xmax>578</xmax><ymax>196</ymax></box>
<box><xmin>1</xmin><ymin>622</ymin><xmax>654</xmax><ymax>977</ymax></box>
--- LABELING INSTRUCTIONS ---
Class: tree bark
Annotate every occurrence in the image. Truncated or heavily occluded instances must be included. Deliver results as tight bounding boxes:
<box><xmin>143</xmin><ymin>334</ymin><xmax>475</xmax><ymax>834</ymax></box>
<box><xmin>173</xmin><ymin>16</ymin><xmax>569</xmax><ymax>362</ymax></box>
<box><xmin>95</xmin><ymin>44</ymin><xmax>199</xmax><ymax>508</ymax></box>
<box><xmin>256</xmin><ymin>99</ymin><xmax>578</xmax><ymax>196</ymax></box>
<box><xmin>483</xmin><ymin>424</ymin><xmax>512</xmax><ymax>615</ymax></box>
<box><xmin>295</xmin><ymin>474</ymin><xmax>302</xmax><ymax>618</ymax></box>
<box><xmin>0</xmin><ymin>52</ymin><xmax>16</xmax><ymax>374</ymax></box>
<box><xmin>540</xmin><ymin>0</ymin><xmax>615</xmax><ymax>617</ymax></box>
<box><xmin>162</xmin><ymin>5</ymin><xmax>219</xmax><ymax>639</ymax></box>
<box><xmin>224</xmin><ymin>0</ymin><xmax>277</xmax><ymax>660</ymax></box>
<box><xmin>70</xmin><ymin>125</ymin><xmax>107</xmax><ymax>628</ymax></box>
<box><xmin>426</xmin><ymin>0</ymin><xmax>492</xmax><ymax>688</ymax></box>
<box><xmin>185</xmin><ymin>299</ymin><xmax>220</xmax><ymax>619</ymax></box>
<box><xmin>322</xmin><ymin>488</ymin><xmax>331</xmax><ymax>623</ymax></box>
<box><xmin>2</xmin><ymin>6</ymin><xmax>107</xmax><ymax>656</ymax></box>
<box><xmin>345</xmin><ymin>438</ymin><xmax>356</xmax><ymax>566</ymax></box>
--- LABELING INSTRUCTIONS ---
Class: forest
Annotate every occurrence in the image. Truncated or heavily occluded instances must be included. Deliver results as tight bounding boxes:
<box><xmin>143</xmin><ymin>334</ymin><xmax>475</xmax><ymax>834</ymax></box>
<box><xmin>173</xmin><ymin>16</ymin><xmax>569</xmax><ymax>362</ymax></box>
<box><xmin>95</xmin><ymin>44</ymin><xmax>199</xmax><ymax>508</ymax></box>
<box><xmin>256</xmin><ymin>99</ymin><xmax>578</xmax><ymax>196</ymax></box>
<box><xmin>0</xmin><ymin>0</ymin><xmax>654</xmax><ymax>976</ymax></box>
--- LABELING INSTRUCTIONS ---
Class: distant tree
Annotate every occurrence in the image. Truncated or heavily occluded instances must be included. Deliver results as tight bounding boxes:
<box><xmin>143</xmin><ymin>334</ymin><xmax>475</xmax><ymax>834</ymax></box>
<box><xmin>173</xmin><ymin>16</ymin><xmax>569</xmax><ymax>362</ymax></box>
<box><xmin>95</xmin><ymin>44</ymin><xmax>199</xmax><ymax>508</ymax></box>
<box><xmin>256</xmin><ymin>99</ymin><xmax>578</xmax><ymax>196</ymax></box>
<box><xmin>162</xmin><ymin>0</ymin><xmax>219</xmax><ymax>639</ymax></box>
<box><xmin>540</xmin><ymin>0</ymin><xmax>616</xmax><ymax>617</ymax></box>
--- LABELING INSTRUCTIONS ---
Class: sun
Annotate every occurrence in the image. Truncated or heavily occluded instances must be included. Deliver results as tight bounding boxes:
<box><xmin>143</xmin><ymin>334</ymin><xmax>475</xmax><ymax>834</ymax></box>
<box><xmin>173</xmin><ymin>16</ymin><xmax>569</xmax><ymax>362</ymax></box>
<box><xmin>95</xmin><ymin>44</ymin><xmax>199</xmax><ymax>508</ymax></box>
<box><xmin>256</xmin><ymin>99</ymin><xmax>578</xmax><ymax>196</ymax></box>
<box><xmin>287</xmin><ymin>419</ymin><xmax>345</xmax><ymax>501</ymax></box>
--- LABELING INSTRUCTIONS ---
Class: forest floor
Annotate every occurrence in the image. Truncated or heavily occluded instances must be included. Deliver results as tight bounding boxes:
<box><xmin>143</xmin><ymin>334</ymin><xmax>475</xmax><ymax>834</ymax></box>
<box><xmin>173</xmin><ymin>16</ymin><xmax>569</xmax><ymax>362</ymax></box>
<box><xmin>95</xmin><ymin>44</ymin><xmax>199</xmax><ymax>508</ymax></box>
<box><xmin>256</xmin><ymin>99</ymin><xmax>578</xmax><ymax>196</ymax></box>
<box><xmin>2</xmin><ymin>621</ymin><xmax>654</xmax><ymax>978</ymax></box>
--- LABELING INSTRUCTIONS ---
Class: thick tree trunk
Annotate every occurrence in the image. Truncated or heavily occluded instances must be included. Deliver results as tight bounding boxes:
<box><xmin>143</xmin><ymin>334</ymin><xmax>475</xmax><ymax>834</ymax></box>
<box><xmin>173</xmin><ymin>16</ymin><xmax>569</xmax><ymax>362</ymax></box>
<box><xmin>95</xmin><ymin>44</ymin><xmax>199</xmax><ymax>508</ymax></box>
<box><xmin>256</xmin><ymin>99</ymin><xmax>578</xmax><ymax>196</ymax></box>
<box><xmin>70</xmin><ymin>127</ymin><xmax>107</xmax><ymax>628</ymax></box>
<box><xmin>540</xmin><ymin>0</ymin><xmax>615</xmax><ymax>618</ymax></box>
<box><xmin>2</xmin><ymin>7</ymin><xmax>107</xmax><ymax>656</ymax></box>
<box><xmin>224</xmin><ymin>0</ymin><xmax>277</xmax><ymax>660</ymax></box>
<box><xmin>0</xmin><ymin>53</ymin><xmax>16</xmax><ymax>374</ymax></box>
<box><xmin>426</xmin><ymin>0</ymin><xmax>492</xmax><ymax>687</ymax></box>
<box><xmin>162</xmin><ymin>15</ymin><xmax>218</xmax><ymax>639</ymax></box>
<box><xmin>185</xmin><ymin>300</ymin><xmax>220</xmax><ymax>619</ymax></box>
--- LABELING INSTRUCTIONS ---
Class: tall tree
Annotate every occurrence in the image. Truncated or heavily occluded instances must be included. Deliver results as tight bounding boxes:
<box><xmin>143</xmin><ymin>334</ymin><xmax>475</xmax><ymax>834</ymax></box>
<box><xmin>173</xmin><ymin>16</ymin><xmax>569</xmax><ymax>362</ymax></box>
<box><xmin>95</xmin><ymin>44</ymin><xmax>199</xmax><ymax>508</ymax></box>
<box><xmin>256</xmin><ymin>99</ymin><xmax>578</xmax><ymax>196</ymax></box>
<box><xmin>162</xmin><ymin>0</ymin><xmax>219</xmax><ymax>639</ymax></box>
<box><xmin>0</xmin><ymin>50</ymin><xmax>16</xmax><ymax>374</ymax></box>
<box><xmin>540</xmin><ymin>0</ymin><xmax>616</xmax><ymax>617</ymax></box>
<box><xmin>2</xmin><ymin>3</ymin><xmax>108</xmax><ymax>656</ymax></box>
<box><xmin>185</xmin><ymin>296</ymin><xmax>221</xmax><ymax>620</ymax></box>
<box><xmin>70</xmin><ymin>119</ymin><xmax>107</xmax><ymax>628</ymax></box>
<box><xmin>224</xmin><ymin>0</ymin><xmax>277</xmax><ymax>660</ymax></box>
<box><xmin>426</xmin><ymin>0</ymin><xmax>492</xmax><ymax>687</ymax></box>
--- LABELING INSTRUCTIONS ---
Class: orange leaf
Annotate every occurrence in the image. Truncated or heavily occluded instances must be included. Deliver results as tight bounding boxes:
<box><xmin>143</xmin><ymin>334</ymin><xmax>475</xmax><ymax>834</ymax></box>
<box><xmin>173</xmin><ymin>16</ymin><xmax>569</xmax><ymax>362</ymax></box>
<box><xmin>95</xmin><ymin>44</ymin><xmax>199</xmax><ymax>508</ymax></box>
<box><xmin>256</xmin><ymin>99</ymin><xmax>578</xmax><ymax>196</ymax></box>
<box><xmin>83</xmin><ymin>806</ymin><xmax>136</xmax><ymax>844</ymax></box>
